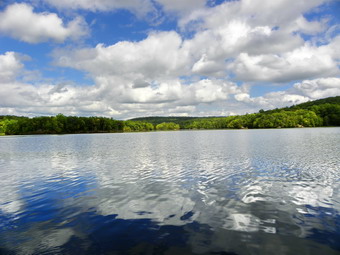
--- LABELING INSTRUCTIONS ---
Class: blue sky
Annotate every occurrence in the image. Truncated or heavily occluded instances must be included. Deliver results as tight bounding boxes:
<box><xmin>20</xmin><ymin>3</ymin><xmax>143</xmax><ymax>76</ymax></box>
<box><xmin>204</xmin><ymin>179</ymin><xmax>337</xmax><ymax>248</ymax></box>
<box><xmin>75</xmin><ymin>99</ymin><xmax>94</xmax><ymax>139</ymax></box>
<box><xmin>0</xmin><ymin>0</ymin><xmax>339</xmax><ymax>118</ymax></box>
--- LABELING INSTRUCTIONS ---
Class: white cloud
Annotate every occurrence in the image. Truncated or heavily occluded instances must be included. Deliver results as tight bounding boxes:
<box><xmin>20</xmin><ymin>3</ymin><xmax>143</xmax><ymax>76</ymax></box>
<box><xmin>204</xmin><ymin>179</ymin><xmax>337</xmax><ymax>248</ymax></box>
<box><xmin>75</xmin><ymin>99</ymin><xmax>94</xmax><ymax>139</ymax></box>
<box><xmin>0</xmin><ymin>78</ymin><xmax>244</xmax><ymax>118</ymax></box>
<box><xmin>177</xmin><ymin>0</ymin><xmax>338</xmax><ymax>82</ymax></box>
<box><xmin>1</xmin><ymin>60</ymin><xmax>339</xmax><ymax>117</ymax></box>
<box><xmin>179</xmin><ymin>0</ymin><xmax>327</xmax><ymax>30</ymax></box>
<box><xmin>42</xmin><ymin>0</ymin><xmax>339</xmax><ymax>117</ymax></box>
<box><xmin>234</xmin><ymin>77</ymin><xmax>340</xmax><ymax>110</ymax></box>
<box><xmin>0</xmin><ymin>51</ymin><xmax>248</xmax><ymax>118</ymax></box>
<box><xmin>1</xmin><ymin>0</ymin><xmax>339</xmax><ymax>118</ymax></box>
<box><xmin>0</xmin><ymin>52</ymin><xmax>23</xmax><ymax>82</ymax></box>
<box><xmin>43</xmin><ymin>0</ymin><xmax>206</xmax><ymax>17</ymax></box>
<box><xmin>55</xmin><ymin>31</ymin><xmax>189</xmax><ymax>80</ymax></box>
<box><xmin>44</xmin><ymin>0</ymin><xmax>155</xmax><ymax>16</ymax></box>
<box><xmin>293</xmin><ymin>77</ymin><xmax>340</xmax><ymax>99</ymax></box>
<box><xmin>239</xmin><ymin>0</ymin><xmax>327</xmax><ymax>25</ymax></box>
<box><xmin>294</xmin><ymin>16</ymin><xmax>327</xmax><ymax>35</ymax></box>
<box><xmin>0</xmin><ymin>3</ymin><xmax>88</xmax><ymax>43</ymax></box>
<box><xmin>155</xmin><ymin>0</ymin><xmax>206</xmax><ymax>13</ymax></box>
<box><xmin>192</xmin><ymin>54</ymin><xmax>226</xmax><ymax>77</ymax></box>
<box><xmin>230</xmin><ymin>44</ymin><xmax>339</xmax><ymax>83</ymax></box>
<box><xmin>328</xmin><ymin>35</ymin><xmax>340</xmax><ymax>58</ymax></box>
<box><xmin>45</xmin><ymin>0</ymin><xmax>339</xmax><ymax>84</ymax></box>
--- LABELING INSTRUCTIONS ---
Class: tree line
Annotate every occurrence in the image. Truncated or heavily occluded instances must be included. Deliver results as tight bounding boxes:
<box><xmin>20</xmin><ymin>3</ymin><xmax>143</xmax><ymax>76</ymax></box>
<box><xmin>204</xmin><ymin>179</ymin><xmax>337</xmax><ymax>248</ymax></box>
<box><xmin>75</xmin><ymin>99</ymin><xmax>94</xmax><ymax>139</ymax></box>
<box><xmin>132</xmin><ymin>96</ymin><xmax>340</xmax><ymax>129</ymax></box>
<box><xmin>0</xmin><ymin>96</ymin><xmax>339</xmax><ymax>135</ymax></box>
<box><xmin>0</xmin><ymin>116</ymin><xmax>182</xmax><ymax>135</ymax></box>
<box><xmin>182</xmin><ymin>109</ymin><xmax>323</xmax><ymax>129</ymax></box>
<box><xmin>0</xmin><ymin>115</ymin><xmax>125</xmax><ymax>135</ymax></box>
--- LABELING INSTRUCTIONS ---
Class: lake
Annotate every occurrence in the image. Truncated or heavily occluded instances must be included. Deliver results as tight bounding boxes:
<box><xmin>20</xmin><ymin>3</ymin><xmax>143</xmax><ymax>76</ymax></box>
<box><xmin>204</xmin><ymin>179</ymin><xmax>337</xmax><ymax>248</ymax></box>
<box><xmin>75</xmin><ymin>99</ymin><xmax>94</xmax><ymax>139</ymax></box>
<box><xmin>0</xmin><ymin>128</ymin><xmax>339</xmax><ymax>255</ymax></box>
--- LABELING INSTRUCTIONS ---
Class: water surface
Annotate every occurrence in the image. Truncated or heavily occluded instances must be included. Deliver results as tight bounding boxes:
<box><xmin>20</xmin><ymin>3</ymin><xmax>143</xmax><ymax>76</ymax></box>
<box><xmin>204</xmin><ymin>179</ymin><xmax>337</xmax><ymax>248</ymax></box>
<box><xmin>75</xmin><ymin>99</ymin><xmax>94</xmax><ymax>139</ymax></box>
<box><xmin>0</xmin><ymin>128</ymin><xmax>339</xmax><ymax>254</ymax></box>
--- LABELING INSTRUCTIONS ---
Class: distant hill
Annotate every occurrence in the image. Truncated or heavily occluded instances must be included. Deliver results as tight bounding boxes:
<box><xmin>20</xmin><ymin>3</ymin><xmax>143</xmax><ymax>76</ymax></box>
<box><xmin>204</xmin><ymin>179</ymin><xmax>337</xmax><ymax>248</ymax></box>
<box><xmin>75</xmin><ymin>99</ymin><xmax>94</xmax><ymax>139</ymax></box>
<box><xmin>130</xmin><ymin>96</ymin><xmax>340</xmax><ymax>128</ymax></box>
<box><xmin>261</xmin><ymin>96</ymin><xmax>340</xmax><ymax>112</ymax></box>
<box><xmin>129</xmin><ymin>116</ymin><xmax>217</xmax><ymax>127</ymax></box>
<box><xmin>262</xmin><ymin>96</ymin><xmax>340</xmax><ymax>126</ymax></box>
<box><xmin>291</xmin><ymin>96</ymin><xmax>340</xmax><ymax>108</ymax></box>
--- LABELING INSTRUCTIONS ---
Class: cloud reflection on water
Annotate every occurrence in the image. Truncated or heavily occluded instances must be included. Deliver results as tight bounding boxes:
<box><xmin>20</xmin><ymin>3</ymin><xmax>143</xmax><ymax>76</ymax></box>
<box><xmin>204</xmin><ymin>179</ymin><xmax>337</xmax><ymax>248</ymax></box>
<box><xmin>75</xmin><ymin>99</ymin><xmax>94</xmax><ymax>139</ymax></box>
<box><xmin>0</xmin><ymin>129</ymin><xmax>339</xmax><ymax>254</ymax></box>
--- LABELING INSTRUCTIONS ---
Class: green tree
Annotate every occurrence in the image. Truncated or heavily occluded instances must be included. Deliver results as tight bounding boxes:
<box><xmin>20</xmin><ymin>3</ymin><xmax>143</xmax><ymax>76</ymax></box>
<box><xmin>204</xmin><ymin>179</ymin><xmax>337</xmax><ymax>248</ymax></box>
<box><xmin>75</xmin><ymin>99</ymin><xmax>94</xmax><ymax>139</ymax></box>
<box><xmin>156</xmin><ymin>122</ymin><xmax>180</xmax><ymax>131</ymax></box>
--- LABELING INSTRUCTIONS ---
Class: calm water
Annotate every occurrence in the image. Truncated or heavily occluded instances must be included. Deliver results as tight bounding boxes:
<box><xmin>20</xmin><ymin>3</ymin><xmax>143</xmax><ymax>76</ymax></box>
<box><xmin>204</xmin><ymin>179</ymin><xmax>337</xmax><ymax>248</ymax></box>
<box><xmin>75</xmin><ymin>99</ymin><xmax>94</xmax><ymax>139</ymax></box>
<box><xmin>0</xmin><ymin>128</ymin><xmax>339</xmax><ymax>255</ymax></box>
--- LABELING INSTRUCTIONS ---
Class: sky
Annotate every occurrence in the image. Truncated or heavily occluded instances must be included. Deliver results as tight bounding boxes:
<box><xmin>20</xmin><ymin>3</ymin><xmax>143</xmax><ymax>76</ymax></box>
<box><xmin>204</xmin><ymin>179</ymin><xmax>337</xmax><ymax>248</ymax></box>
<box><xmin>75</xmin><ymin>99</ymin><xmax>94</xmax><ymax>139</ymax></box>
<box><xmin>0</xmin><ymin>0</ymin><xmax>339</xmax><ymax>119</ymax></box>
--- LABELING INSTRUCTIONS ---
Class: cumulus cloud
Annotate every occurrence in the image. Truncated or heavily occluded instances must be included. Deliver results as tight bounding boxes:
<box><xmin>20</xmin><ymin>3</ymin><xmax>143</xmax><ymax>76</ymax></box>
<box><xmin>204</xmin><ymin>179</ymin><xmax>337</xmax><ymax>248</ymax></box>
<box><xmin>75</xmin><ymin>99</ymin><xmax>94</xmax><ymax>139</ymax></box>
<box><xmin>44</xmin><ymin>0</ymin><xmax>153</xmax><ymax>13</ymax></box>
<box><xmin>0</xmin><ymin>50</ymin><xmax>338</xmax><ymax>117</ymax></box>
<box><xmin>234</xmin><ymin>77</ymin><xmax>340</xmax><ymax>111</ymax></box>
<box><xmin>230</xmin><ymin>45</ymin><xmax>339</xmax><ymax>83</ymax></box>
<box><xmin>42</xmin><ymin>0</ymin><xmax>206</xmax><ymax>17</ymax></box>
<box><xmin>53</xmin><ymin>0</ymin><xmax>339</xmax><ymax>87</ymax></box>
<box><xmin>1</xmin><ymin>0</ymin><xmax>339</xmax><ymax>117</ymax></box>
<box><xmin>55</xmin><ymin>31</ymin><xmax>189</xmax><ymax>80</ymax></box>
<box><xmin>0</xmin><ymin>79</ymin><xmax>245</xmax><ymax>118</ymax></box>
<box><xmin>0</xmin><ymin>3</ymin><xmax>88</xmax><ymax>43</ymax></box>
<box><xmin>0</xmin><ymin>52</ymin><xmax>23</xmax><ymax>82</ymax></box>
<box><xmin>41</xmin><ymin>0</ymin><xmax>163</xmax><ymax>20</ymax></box>
<box><xmin>0</xmin><ymin>51</ymin><xmax>248</xmax><ymax>118</ymax></box>
<box><xmin>179</xmin><ymin>0</ymin><xmax>326</xmax><ymax>30</ymax></box>
<box><xmin>178</xmin><ymin>0</ymin><xmax>338</xmax><ymax>81</ymax></box>
<box><xmin>155</xmin><ymin>0</ymin><xmax>206</xmax><ymax>13</ymax></box>
<box><xmin>293</xmin><ymin>77</ymin><xmax>340</xmax><ymax>99</ymax></box>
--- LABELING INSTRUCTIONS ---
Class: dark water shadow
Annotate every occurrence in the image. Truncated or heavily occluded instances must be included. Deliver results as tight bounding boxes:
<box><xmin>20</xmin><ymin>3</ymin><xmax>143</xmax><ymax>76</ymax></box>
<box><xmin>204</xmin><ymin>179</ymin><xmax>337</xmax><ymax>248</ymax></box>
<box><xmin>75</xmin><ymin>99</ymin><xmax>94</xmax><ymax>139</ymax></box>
<box><xmin>0</xmin><ymin>175</ymin><xmax>339</xmax><ymax>255</ymax></box>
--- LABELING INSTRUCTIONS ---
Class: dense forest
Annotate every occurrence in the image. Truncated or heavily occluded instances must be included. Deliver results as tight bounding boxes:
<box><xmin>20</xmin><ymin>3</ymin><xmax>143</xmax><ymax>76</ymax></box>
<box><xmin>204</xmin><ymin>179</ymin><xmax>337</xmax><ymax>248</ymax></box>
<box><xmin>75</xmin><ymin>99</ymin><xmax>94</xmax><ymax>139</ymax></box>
<box><xmin>0</xmin><ymin>96</ymin><xmax>339</xmax><ymax>135</ymax></box>
<box><xmin>132</xmin><ymin>96</ymin><xmax>340</xmax><ymax>129</ymax></box>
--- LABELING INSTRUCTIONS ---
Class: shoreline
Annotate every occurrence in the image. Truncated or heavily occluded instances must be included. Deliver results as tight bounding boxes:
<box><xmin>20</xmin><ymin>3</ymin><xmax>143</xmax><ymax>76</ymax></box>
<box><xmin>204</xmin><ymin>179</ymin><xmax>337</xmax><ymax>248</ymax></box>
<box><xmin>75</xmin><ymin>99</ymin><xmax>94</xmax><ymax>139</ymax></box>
<box><xmin>1</xmin><ymin>126</ymin><xmax>338</xmax><ymax>136</ymax></box>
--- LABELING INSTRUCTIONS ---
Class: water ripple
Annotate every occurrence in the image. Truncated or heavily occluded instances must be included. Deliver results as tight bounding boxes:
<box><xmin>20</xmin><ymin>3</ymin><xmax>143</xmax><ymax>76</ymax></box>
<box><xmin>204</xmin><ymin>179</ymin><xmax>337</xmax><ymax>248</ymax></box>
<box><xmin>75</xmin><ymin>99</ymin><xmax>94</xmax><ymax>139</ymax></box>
<box><xmin>0</xmin><ymin>129</ymin><xmax>339</xmax><ymax>254</ymax></box>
